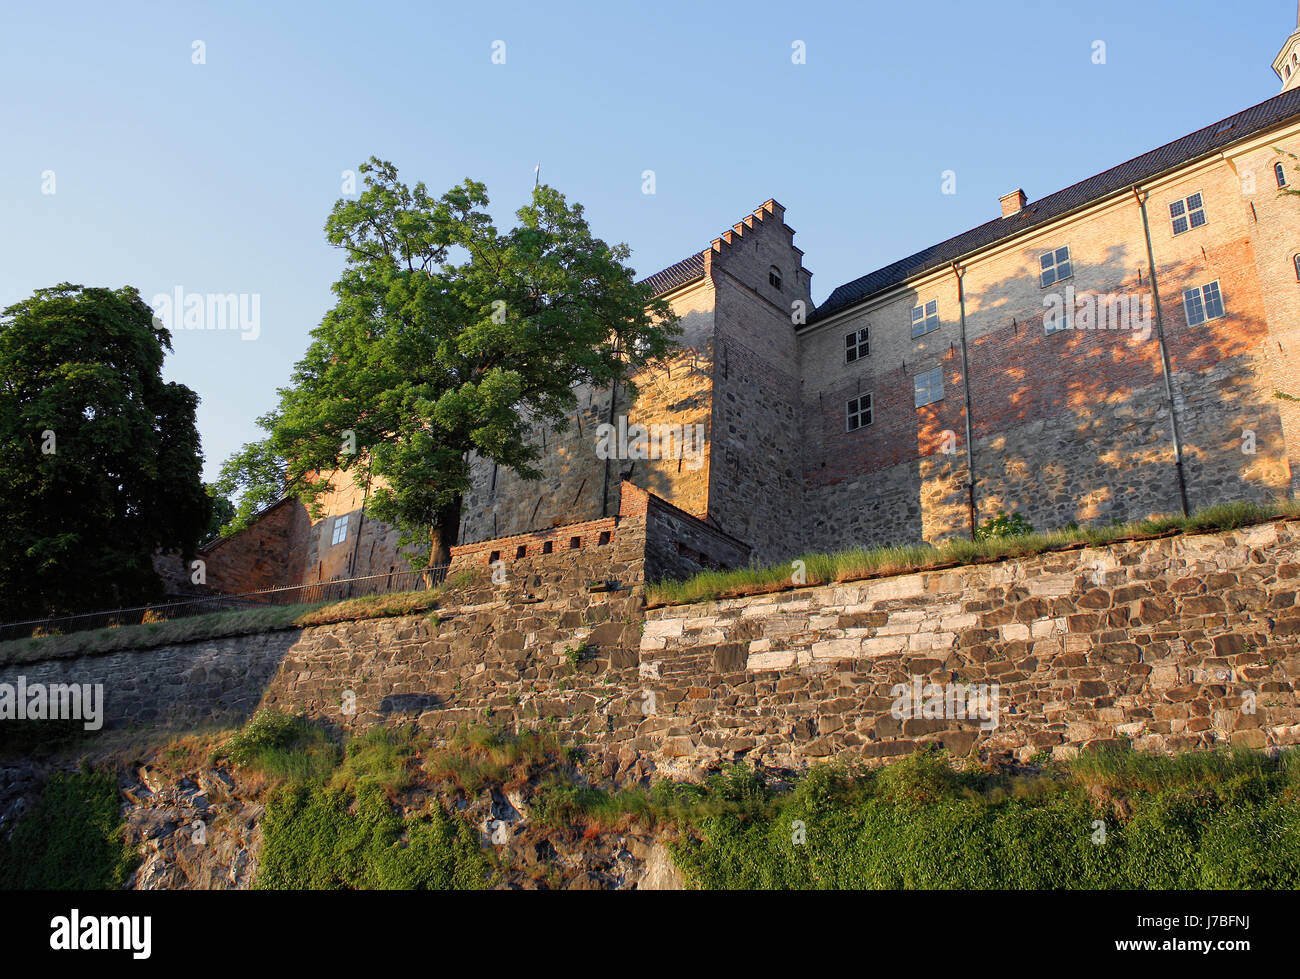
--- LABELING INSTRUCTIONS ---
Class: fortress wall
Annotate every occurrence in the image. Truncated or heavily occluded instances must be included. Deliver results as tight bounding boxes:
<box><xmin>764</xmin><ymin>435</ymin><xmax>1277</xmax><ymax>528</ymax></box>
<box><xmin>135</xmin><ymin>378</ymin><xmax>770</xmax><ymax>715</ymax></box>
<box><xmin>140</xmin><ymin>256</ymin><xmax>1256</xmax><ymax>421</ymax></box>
<box><xmin>11</xmin><ymin>520</ymin><xmax>1300</xmax><ymax>778</ymax></box>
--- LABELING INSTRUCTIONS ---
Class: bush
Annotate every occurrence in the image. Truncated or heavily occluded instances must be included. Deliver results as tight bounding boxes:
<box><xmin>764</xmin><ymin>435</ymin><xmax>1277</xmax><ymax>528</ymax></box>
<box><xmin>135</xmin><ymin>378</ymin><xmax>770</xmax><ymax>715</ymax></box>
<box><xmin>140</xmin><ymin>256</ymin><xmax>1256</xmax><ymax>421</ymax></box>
<box><xmin>222</xmin><ymin>710</ymin><xmax>340</xmax><ymax>782</ymax></box>
<box><xmin>974</xmin><ymin>510</ymin><xmax>1035</xmax><ymax>541</ymax></box>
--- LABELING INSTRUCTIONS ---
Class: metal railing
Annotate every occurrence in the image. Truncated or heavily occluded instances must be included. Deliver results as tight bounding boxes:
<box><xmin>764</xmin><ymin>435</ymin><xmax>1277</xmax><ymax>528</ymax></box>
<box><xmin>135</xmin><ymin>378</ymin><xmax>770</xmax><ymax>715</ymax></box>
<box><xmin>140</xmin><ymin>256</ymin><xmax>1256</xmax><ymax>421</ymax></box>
<box><xmin>0</xmin><ymin>565</ymin><xmax>451</xmax><ymax>642</ymax></box>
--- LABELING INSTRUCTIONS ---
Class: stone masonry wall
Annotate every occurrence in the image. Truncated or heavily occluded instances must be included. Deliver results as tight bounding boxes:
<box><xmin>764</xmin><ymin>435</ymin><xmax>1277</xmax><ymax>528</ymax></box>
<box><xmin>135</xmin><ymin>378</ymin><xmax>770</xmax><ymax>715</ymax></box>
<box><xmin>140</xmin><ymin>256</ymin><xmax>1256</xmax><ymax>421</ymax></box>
<box><xmin>7</xmin><ymin>519</ymin><xmax>1300</xmax><ymax>778</ymax></box>
<box><xmin>639</xmin><ymin>518</ymin><xmax>1300</xmax><ymax>768</ymax></box>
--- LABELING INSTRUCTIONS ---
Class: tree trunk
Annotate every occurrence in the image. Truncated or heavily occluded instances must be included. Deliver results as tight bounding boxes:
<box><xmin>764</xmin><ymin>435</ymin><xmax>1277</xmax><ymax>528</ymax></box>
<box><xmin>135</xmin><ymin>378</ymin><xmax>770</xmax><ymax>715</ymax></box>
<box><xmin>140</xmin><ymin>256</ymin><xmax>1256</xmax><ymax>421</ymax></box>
<box><xmin>426</xmin><ymin>495</ymin><xmax>462</xmax><ymax>581</ymax></box>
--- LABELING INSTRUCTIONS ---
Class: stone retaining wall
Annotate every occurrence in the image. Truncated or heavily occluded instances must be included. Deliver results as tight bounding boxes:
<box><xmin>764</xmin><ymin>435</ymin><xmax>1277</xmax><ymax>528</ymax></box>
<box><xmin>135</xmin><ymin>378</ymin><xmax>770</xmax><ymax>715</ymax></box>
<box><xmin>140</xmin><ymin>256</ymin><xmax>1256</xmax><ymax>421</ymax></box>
<box><xmin>5</xmin><ymin>519</ymin><xmax>1300</xmax><ymax>777</ymax></box>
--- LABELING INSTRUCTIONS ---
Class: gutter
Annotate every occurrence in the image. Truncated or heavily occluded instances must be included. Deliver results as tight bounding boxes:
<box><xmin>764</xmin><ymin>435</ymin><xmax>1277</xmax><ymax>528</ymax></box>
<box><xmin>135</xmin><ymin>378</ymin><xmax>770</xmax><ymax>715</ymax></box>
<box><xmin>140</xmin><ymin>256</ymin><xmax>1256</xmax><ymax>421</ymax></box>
<box><xmin>951</xmin><ymin>262</ymin><xmax>978</xmax><ymax>538</ymax></box>
<box><xmin>1130</xmin><ymin>184</ymin><xmax>1191</xmax><ymax>517</ymax></box>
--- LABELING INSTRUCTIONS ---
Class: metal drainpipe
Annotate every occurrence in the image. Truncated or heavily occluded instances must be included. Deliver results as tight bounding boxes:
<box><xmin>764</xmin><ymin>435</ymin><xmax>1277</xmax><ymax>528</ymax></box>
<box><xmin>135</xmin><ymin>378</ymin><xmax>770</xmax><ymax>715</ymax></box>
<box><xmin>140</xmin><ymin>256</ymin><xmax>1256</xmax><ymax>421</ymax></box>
<box><xmin>951</xmin><ymin>262</ymin><xmax>978</xmax><ymax>539</ymax></box>
<box><xmin>1131</xmin><ymin>184</ymin><xmax>1191</xmax><ymax>517</ymax></box>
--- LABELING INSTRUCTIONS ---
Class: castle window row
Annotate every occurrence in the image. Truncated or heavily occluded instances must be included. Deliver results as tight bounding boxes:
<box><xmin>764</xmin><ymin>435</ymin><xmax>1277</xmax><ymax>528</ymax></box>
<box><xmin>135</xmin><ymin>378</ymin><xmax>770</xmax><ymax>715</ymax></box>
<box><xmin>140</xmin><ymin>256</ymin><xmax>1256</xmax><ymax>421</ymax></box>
<box><xmin>843</xmin><ymin>368</ymin><xmax>945</xmax><ymax>432</ymax></box>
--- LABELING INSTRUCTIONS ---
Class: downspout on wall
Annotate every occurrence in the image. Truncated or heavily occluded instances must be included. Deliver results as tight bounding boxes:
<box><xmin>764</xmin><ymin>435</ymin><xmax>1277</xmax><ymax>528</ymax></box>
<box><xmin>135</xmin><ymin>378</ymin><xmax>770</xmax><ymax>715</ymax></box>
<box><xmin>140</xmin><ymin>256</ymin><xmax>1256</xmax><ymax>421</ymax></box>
<box><xmin>1131</xmin><ymin>184</ymin><xmax>1191</xmax><ymax>517</ymax></box>
<box><xmin>951</xmin><ymin>262</ymin><xmax>978</xmax><ymax>539</ymax></box>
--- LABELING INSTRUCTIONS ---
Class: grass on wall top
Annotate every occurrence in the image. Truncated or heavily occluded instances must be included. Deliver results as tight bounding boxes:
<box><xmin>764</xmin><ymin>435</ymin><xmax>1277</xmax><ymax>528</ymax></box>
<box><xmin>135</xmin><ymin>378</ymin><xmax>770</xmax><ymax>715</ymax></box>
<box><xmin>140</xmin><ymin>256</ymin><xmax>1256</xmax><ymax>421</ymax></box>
<box><xmin>0</xmin><ymin>570</ymin><xmax>479</xmax><ymax>666</ymax></box>
<box><xmin>645</xmin><ymin>499</ymin><xmax>1300</xmax><ymax>608</ymax></box>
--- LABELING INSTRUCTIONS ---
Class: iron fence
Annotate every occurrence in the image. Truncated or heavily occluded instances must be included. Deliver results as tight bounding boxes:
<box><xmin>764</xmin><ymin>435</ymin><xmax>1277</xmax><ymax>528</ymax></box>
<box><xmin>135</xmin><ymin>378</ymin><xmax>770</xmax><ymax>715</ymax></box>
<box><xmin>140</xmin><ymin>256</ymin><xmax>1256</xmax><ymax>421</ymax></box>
<box><xmin>0</xmin><ymin>564</ymin><xmax>451</xmax><ymax>643</ymax></box>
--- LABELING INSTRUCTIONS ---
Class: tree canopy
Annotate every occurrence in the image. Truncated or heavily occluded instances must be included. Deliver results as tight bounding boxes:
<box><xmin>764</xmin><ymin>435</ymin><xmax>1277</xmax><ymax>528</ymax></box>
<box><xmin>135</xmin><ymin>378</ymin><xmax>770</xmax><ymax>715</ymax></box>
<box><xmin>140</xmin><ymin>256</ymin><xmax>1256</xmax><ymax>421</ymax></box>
<box><xmin>0</xmin><ymin>283</ymin><xmax>211</xmax><ymax>620</ymax></box>
<box><xmin>219</xmin><ymin>159</ymin><xmax>680</xmax><ymax>565</ymax></box>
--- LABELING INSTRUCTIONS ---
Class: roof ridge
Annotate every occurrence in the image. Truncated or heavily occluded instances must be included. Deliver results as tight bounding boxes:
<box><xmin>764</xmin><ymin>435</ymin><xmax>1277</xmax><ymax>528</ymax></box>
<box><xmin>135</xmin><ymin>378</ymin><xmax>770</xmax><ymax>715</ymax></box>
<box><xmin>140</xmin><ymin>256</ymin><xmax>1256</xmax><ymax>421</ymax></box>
<box><xmin>809</xmin><ymin>87</ymin><xmax>1300</xmax><ymax>325</ymax></box>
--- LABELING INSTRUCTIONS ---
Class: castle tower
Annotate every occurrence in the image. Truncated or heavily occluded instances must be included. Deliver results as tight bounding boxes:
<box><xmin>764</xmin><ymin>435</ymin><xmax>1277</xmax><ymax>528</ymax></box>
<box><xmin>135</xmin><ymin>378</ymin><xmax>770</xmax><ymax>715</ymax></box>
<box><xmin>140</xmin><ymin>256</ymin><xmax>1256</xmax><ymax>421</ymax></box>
<box><xmin>1273</xmin><ymin>4</ymin><xmax>1300</xmax><ymax>91</ymax></box>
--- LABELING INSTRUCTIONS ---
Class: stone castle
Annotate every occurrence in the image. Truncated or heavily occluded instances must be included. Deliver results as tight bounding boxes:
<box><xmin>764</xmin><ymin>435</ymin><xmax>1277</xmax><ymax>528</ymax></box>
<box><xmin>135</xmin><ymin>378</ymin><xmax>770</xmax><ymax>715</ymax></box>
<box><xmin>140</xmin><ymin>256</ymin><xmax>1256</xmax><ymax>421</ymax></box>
<box><xmin>187</xmin><ymin>19</ymin><xmax>1300</xmax><ymax>594</ymax></box>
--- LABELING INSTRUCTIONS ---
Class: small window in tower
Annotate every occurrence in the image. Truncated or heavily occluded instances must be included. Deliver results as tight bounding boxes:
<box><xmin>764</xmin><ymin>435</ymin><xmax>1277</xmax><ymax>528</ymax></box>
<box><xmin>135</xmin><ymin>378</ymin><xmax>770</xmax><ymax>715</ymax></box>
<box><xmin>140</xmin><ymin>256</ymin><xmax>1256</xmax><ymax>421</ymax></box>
<box><xmin>515</xmin><ymin>545</ymin><xmax>527</xmax><ymax>559</ymax></box>
<box><xmin>489</xmin><ymin>550</ymin><xmax>500</xmax><ymax>563</ymax></box>
<box><xmin>569</xmin><ymin>536</ymin><xmax>581</xmax><ymax>549</ymax></box>
<box><xmin>1277</xmin><ymin>163</ymin><xmax>1289</xmax><ymax>188</ymax></box>
<box><xmin>542</xmin><ymin>540</ymin><xmax>553</xmax><ymax>554</ymax></box>
<box><xmin>1288</xmin><ymin>64</ymin><xmax>1294</xmax><ymax>79</ymax></box>
<box><xmin>331</xmin><ymin>515</ymin><xmax>348</xmax><ymax>546</ymax></box>
<box><xmin>769</xmin><ymin>266</ymin><xmax>782</xmax><ymax>290</ymax></box>
<box><xmin>597</xmin><ymin>531</ymin><xmax>611</xmax><ymax>546</ymax></box>
<box><xmin>845</xmin><ymin>327</ymin><xmax>870</xmax><ymax>363</ymax></box>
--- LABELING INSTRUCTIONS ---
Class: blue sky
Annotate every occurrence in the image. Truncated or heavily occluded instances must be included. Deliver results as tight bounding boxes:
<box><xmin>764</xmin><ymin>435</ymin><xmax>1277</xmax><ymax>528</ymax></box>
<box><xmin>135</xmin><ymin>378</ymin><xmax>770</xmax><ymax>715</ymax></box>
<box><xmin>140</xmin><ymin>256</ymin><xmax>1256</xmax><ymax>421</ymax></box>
<box><xmin>1</xmin><ymin>0</ymin><xmax>1293</xmax><ymax>482</ymax></box>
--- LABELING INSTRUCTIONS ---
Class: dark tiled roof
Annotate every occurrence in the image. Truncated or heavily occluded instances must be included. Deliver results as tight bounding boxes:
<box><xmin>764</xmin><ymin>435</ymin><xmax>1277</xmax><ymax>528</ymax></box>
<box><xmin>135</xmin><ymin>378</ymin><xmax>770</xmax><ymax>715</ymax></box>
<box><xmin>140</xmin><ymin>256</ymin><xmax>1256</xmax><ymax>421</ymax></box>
<box><xmin>809</xmin><ymin>87</ymin><xmax>1300</xmax><ymax>326</ymax></box>
<box><xmin>638</xmin><ymin>252</ymin><xmax>706</xmax><ymax>296</ymax></box>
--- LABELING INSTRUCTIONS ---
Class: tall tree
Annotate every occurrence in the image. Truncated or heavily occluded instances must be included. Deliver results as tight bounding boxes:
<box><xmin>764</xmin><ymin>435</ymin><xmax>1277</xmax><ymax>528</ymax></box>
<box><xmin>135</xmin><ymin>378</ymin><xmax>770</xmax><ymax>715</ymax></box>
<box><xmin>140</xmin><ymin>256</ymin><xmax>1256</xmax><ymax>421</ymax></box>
<box><xmin>0</xmin><ymin>284</ymin><xmax>211</xmax><ymax>620</ymax></box>
<box><xmin>220</xmin><ymin>158</ymin><xmax>680</xmax><ymax>567</ymax></box>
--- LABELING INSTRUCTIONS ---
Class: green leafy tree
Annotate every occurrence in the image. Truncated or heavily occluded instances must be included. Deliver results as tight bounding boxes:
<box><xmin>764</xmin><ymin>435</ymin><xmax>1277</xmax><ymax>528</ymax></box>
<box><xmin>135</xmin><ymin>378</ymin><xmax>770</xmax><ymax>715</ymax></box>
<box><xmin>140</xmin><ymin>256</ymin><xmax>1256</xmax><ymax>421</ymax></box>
<box><xmin>220</xmin><ymin>158</ymin><xmax>680</xmax><ymax>566</ymax></box>
<box><xmin>0</xmin><ymin>284</ymin><xmax>211</xmax><ymax>620</ymax></box>
<box><xmin>203</xmin><ymin>483</ymin><xmax>237</xmax><ymax>541</ymax></box>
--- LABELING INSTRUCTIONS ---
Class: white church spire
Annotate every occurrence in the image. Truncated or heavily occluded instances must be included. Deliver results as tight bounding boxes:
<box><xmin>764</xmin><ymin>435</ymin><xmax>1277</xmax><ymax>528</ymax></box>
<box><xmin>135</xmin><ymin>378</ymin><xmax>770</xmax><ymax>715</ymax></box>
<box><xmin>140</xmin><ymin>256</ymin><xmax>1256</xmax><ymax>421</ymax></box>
<box><xmin>1273</xmin><ymin>4</ymin><xmax>1300</xmax><ymax>91</ymax></box>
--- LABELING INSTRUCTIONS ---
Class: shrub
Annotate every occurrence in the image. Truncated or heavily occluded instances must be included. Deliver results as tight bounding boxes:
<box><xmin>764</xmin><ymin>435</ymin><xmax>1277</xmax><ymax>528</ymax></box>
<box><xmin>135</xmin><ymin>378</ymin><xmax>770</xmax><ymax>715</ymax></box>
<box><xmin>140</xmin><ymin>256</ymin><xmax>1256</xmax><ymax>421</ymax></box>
<box><xmin>974</xmin><ymin>510</ymin><xmax>1035</xmax><ymax>541</ymax></box>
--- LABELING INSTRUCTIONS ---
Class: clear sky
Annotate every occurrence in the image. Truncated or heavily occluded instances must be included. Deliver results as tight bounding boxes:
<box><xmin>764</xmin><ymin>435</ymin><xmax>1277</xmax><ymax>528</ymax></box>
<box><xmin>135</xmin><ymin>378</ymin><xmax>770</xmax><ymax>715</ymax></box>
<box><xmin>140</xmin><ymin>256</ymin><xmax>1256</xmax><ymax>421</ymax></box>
<box><xmin>2</xmin><ymin>0</ymin><xmax>1294</xmax><ymax>482</ymax></box>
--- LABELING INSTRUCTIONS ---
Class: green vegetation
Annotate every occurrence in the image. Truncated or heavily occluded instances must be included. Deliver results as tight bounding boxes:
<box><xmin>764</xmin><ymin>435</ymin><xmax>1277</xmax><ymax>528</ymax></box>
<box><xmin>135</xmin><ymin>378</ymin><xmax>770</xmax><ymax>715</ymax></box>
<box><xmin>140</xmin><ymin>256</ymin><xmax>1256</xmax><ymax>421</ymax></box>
<box><xmin>0</xmin><ymin>768</ymin><xmax>138</xmax><ymax>889</ymax></box>
<box><xmin>647</xmin><ymin>498</ymin><xmax>1300</xmax><ymax>606</ymax></box>
<box><xmin>0</xmin><ymin>284</ymin><xmax>212</xmax><ymax>621</ymax></box>
<box><xmin>664</xmin><ymin>749</ymin><xmax>1300</xmax><ymax>889</ymax></box>
<box><xmin>0</xmin><ymin>570</ymin><xmax>480</xmax><ymax>665</ymax></box>
<box><xmin>975</xmin><ymin>510</ymin><xmax>1034</xmax><ymax>541</ymax></box>
<box><xmin>217</xmin><ymin>158</ymin><xmax>681</xmax><ymax>567</ymax></box>
<box><xmin>0</xmin><ymin>602</ymin><xmax>321</xmax><ymax>666</ymax></box>
<box><xmin>256</xmin><ymin>778</ymin><xmax>485</xmax><ymax>890</ymax></box>
<box><xmin>224</xmin><ymin>712</ymin><xmax>488</xmax><ymax>890</ymax></box>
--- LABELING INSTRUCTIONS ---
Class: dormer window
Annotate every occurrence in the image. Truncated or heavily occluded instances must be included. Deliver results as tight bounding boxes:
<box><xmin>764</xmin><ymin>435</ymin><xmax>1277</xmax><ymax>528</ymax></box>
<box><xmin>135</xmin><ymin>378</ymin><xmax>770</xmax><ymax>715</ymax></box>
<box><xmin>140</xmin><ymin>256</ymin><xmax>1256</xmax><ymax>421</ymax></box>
<box><xmin>768</xmin><ymin>266</ymin><xmax>782</xmax><ymax>290</ymax></box>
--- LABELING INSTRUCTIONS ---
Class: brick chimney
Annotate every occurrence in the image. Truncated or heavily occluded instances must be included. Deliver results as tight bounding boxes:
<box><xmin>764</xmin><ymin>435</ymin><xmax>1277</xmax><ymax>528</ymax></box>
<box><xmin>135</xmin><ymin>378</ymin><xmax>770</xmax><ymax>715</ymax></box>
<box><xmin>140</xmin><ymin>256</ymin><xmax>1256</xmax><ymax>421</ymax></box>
<box><xmin>999</xmin><ymin>189</ymin><xmax>1028</xmax><ymax>217</ymax></box>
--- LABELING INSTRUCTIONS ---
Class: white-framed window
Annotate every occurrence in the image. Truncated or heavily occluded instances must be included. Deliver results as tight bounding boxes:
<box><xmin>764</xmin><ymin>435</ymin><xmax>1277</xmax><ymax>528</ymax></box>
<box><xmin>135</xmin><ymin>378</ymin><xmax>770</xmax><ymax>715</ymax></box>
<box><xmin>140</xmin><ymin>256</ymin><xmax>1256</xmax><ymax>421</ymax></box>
<box><xmin>1039</xmin><ymin>245</ymin><xmax>1072</xmax><ymax>287</ymax></box>
<box><xmin>914</xmin><ymin>367</ymin><xmax>944</xmax><ymax>408</ymax></box>
<box><xmin>1170</xmin><ymin>192</ymin><xmax>1207</xmax><ymax>235</ymax></box>
<box><xmin>1182</xmin><ymin>280</ymin><xmax>1225</xmax><ymax>325</ymax></box>
<box><xmin>768</xmin><ymin>265</ymin><xmax>782</xmax><ymax>290</ymax></box>
<box><xmin>1277</xmin><ymin>163</ymin><xmax>1289</xmax><ymax>188</ymax></box>
<box><xmin>910</xmin><ymin>299</ymin><xmax>939</xmax><ymax>338</ymax></box>
<box><xmin>845</xmin><ymin>327</ymin><xmax>870</xmax><ymax>363</ymax></box>
<box><xmin>846</xmin><ymin>394</ymin><xmax>872</xmax><ymax>431</ymax></box>
<box><xmin>331</xmin><ymin>515</ymin><xmax>349</xmax><ymax>546</ymax></box>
